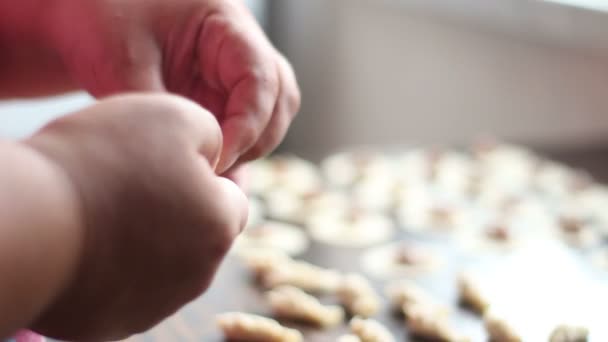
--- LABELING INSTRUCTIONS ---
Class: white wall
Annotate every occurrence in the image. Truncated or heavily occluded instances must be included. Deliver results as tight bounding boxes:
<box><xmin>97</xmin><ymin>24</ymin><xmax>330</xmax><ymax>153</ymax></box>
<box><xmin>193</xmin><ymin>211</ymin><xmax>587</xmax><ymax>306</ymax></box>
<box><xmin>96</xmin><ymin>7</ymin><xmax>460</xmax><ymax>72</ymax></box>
<box><xmin>274</xmin><ymin>0</ymin><xmax>608</xmax><ymax>160</ymax></box>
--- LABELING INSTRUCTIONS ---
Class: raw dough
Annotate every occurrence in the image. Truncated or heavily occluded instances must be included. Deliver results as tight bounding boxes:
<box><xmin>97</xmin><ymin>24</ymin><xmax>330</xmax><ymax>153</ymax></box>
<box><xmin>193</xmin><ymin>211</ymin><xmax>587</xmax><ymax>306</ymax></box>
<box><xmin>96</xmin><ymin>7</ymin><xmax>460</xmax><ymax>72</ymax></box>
<box><xmin>216</xmin><ymin>312</ymin><xmax>302</xmax><ymax>342</ymax></box>
<box><xmin>548</xmin><ymin>324</ymin><xmax>588</xmax><ymax>342</ymax></box>
<box><xmin>350</xmin><ymin>317</ymin><xmax>395</xmax><ymax>342</ymax></box>
<box><xmin>457</xmin><ymin>272</ymin><xmax>489</xmax><ymax>314</ymax></box>
<box><xmin>336</xmin><ymin>334</ymin><xmax>362</xmax><ymax>342</ymax></box>
<box><xmin>321</xmin><ymin>151</ymin><xmax>394</xmax><ymax>188</ymax></box>
<box><xmin>484</xmin><ymin>311</ymin><xmax>522</xmax><ymax>342</ymax></box>
<box><xmin>243</xmin><ymin>251</ymin><xmax>342</xmax><ymax>293</ymax></box>
<box><xmin>405</xmin><ymin>303</ymin><xmax>467</xmax><ymax>342</ymax></box>
<box><xmin>266</xmin><ymin>286</ymin><xmax>344</xmax><ymax>328</ymax></box>
<box><xmin>338</xmin><ymin>273</ymin><xmax>381</xmax><ymax>318</ymax></box>
<box><xmin>232</xmin><ymin>221</ymin><xmax>309</xmax><ymax>257</ymax></box>
<box><xmin>307</xmin><ymin>209</ymin><xmax>394</xmax><ymax>247</ymax></box>
<box><xmin>250</xmin><ymin>156</ymin><xmax>322</xmax><ymax>195</ymax></box>
<box><xmin>361</xmin><ymin>241</ymin><xmax>442</xmax><ymax>278</ymax></box>
<box><xmin>384</xmin><ymin>279</ymin><xmax>448</xmax><ymax>315</ymax></box>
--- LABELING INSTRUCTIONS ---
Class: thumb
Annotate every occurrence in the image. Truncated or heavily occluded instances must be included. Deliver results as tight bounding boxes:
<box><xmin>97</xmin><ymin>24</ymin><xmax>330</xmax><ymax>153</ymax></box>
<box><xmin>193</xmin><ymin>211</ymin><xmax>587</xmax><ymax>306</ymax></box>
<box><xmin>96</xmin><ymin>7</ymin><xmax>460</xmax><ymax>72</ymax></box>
<box><xmin>214</xmin><ymin>176</ymin><xmax>249</xmax><ymax>234</ymax></box>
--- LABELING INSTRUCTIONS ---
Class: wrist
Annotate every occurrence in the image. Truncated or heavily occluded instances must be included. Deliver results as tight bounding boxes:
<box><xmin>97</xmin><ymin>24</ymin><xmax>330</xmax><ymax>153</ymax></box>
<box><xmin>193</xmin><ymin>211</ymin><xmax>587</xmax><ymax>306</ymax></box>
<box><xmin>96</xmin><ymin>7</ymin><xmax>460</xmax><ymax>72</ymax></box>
<box><xmin>18</xmin><ymin>138</ymin><xmax>85</xmax><ymax>326</ymax></box>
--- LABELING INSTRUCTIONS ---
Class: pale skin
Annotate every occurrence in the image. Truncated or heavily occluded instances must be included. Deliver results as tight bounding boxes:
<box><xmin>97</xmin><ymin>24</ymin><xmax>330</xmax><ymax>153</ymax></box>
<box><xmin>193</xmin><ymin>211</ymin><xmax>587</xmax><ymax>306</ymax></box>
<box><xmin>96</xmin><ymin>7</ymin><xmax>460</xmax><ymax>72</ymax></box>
<box><xmin>0</xmin><ymin>0</ymin><xmax>300</xmax><ymax>340</ymax></box>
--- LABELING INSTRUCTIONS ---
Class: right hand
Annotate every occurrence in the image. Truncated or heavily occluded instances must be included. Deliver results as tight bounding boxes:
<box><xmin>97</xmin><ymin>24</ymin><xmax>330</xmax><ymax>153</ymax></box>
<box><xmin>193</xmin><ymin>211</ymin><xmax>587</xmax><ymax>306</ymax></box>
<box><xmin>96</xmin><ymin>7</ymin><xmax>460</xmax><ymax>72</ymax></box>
<box><xmin>25</xmin><ymin>93</ymin><xmax>248</xmax><ymax>341</ymax></box>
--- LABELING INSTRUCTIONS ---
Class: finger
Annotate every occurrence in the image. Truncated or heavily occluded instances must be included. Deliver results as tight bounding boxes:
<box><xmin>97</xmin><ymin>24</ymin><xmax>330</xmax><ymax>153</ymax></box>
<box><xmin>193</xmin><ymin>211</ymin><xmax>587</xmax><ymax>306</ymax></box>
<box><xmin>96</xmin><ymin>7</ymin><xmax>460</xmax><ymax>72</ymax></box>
<box><xmin>199</xmin><ymin>13</ymin><xmax>279</xmax><ymax>173</ymax></box>
<box><xmin>214</xmin><ymin>176</ymin><xmax>249</xmax><ymax>233</ymax></box>
<box><xmin>102</xmin><ymin>93</ymin><xmax>223</xmax><ymax>168</ymax></box>
<box><xmin>239</xmin><ymin>54</ymin><xmax>301</xmax><ymax>162</ymax></box>
<box><xmin>152</xmin><ymin>94</ymin><xmax>224</xmax><ymax>168</ymax></box>
<box><xmin>221</xmin><ymin>163</ymin><xmax>250</xmax><ymax>191</ymax></box>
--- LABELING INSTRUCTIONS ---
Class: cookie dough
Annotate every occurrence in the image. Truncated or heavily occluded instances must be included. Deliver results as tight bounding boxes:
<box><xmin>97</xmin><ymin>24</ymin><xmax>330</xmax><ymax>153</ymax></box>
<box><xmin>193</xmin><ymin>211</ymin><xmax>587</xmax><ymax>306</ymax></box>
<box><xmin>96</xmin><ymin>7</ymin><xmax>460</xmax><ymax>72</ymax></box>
<box><xmin>361</xmin><ymin>241</ymin><xmax>442</xmax><ymax>278</ymax></box>
<box><xmin>405</xmin><ymin>303</ymin><xmax>467</xmax><ymax>342</ymax></box>
<box><xmin>322</xmin><ymin>151</ymin><xmax>394</xmax><ymax>188</ymax></box>
<box><xmin>266</xmin><ymin>286</ymin><xmax>344</xmax><ymax>328</ymax></box>
<box><xmin>232</xmin><ymin>221</ymin><xmax>309</xmax><ymax>257</ymax></box>
<box><xmin>243</xmin><ymin>251</ymin><xmax>342</xmax><ymax>293</ymax></box>
<box><xmin>350</xmin><ymin>317</ymin><xmax>395</xmax><ymax>342</ymax></box>
<box><xmin>216</xmin><ymin>312</ymin><xmax>302</xmax><ymax>342</ymax></box>
<box><xmin>338</xmin><ymin>273</ymin><xmax>381</xmax><ymax>318</ymax></box>
<box><xmin>307</xmin><ymin>209</ymin><xmax>394</xmax><ymax>247</ymax></box>
<box><xmin>484</xmin><ymin>312</ymin><xmax>522</xmax><ymax>342</ymax></box>
<box><xmin>384</xmin><ymin>279</ymin><xmax>448</xmax><ymax>315</ymax></box>
<box><xmin>457</xmin><ymin>272</ymin><xmax>489</xmax><ymax>314</ymax></box>
<box><xmin>250</xmin><ymin>156</ymin><xmax>322</xmax><ymax>195</ymax></box>
<box><xmin>548</xmin><ymin>324</ymin><xmax>588</xmax><ymax>342</ymax></box>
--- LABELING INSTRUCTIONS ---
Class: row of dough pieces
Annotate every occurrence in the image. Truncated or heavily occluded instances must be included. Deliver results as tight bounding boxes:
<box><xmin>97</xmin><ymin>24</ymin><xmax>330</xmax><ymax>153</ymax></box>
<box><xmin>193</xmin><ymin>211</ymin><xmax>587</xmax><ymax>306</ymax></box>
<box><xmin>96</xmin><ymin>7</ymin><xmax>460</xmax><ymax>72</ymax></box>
<box><xmin>249</xmin><ymin>145</ymin><xmax>591</xmax><ymax>201</ymax></box>
<box><xmin>233</xmin><ymin>219</ymin><xmax>608</xmax><ymax>279</ymax></box>
<box><xmin>217</xmin><ymin>250</ymin><xmax>588</xmax><ymax>342</ymax></box>
<box><xmin>247</xmin><ymin>160</ymin><xmax>608</xmax><ymax>252</ymax></box>
<box><xmin>248</xmin><ymin>145</ymin><xmax>606</xmax><ymax>215</ymax></box>
<box><xmin>246</xmin><ymin>148</ymin><xmax>608</xmax><ymax>249</ymax></box>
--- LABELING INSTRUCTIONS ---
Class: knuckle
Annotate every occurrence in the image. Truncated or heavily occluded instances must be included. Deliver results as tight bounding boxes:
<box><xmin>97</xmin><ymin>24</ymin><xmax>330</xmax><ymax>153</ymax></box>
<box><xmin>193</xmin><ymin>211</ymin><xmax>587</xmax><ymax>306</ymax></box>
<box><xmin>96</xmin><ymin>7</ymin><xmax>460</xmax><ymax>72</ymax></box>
<box><xmin>244</xmin><ymin>65</ymin><xmax>280</xmax><ymax>95</ymax></box>
<box><xmin>236</xmin><ymin>122</ymin><xmax>259</xmax><ymax>151</ymax></box>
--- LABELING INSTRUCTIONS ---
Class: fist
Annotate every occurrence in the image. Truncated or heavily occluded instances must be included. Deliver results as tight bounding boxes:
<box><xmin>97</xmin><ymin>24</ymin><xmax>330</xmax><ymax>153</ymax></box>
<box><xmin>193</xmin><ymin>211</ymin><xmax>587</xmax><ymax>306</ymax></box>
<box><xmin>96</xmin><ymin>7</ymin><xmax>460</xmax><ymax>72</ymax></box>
<box><xmin>46</xmin><ymin>0</ymin><xmax>301</xmax><ymax>173</ymax></box>
<box><xmin>26</xmin><ymin>94</ymin><xmax>248</xmax><ymax>341</ymax></box>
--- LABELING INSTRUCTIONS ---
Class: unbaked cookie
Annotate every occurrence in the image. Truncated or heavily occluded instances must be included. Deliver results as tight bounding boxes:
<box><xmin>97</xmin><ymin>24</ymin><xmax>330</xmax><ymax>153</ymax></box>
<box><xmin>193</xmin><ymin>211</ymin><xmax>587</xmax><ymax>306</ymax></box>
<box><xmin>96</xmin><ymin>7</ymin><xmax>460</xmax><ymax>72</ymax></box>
<box><xmin>307</xmin><ymin>209</ymin><xmax>394</xmax><ymax>248</ymax></box>
<box><xmin>321</xmin><ymin>151</ymin><xmax>394</xmax><ymax>188</ymax></box>
<box><xmin>350</xmin><ymin>317</ymin><xmax>395</xmax><ymax>342</ymax></box>
<box><xmin>266</xmin><ymin>286</ymin><xmax>344</xmax><ymax>328</ymax></box>
<box><xmin>243</xmin><ymin>251</ymin><xmax>342</xmax><ymax>293</ymax></box>
<box><xmin>337</xmin><ymin>273</ymin><xmax>381</xmax><ymax>318</ymax></box>
<box><xmin>548</xmin><ymin>324</ymin><xmax>588</xmax><ymax>342</ymax></box>
<box><xmin>361</xmin><ymin>241</ymin><xmax>442</xmax><ymax>278</ymax></box>
<box><xmin>457</xmin><ymin>272</ymin><xmax>489</xmax><ymax>314</ymax></box>
<box><xmin>483</xmin><ymin>311</ymin><xmax>522</xmax><ymax>342</ymax></box>
<box><xmin>216</xmin><ymin>312</ymin><xmax>302</xmax><ymax>342</ymax></box>
<box><xmin>232</xmin><ymin>221</ymin><xmax>309</xmax><ymax>257</ymax></box>
<box><xmin>250</xmin><ymin>156</ymin><xmax>322</xmax><ymax>196</ymax></box>
<box><xmin>384</xmin><ymin>279</ymin><xmax>448</xmax><ymax>315</ymax></box>
<box><xmin>405</xmin><ymin>303</ymin><xmax>467</xmax><ymax>342</ymax></box>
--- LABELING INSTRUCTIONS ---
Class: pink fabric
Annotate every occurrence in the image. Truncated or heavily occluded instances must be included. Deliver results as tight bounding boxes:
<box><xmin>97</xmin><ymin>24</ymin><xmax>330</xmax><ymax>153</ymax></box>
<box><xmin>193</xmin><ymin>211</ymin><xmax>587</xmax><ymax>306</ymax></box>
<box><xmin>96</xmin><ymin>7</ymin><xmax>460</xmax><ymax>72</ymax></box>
<box><xmin>12</xmin><ymin>330</ymin><xmax>45</xmax><ymax>342</ymax></box>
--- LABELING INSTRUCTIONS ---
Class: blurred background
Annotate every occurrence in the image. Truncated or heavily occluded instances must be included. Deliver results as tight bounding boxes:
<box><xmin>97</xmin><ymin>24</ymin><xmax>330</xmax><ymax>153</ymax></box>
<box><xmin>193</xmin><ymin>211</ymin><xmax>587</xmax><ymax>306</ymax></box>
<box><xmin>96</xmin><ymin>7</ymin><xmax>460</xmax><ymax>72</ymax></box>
<box><xmin>3</xmin><ymin>0</ymin><xmax>608</xmax><ymax>171</ymax></box>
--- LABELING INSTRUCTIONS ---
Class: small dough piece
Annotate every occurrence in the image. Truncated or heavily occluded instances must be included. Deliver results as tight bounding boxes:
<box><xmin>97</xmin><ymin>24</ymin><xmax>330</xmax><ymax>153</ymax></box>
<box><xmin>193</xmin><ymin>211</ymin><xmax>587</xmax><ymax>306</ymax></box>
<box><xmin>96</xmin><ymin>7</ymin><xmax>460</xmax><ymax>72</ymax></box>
<box><xmin>337</xmin><ymin>334</ymin><xmax>362</xmax><ymax>342</ymax></box>
<box><xmin>350</xmin><ymin>317</ymin><xmax>395</xmax><ymax>342</ymax></box>
<box><xmin>264</xmin><ymin>189</ymin><xmax>303</xmax><ymax>222</ymax></box>
<box><xmin>233</xmin><ymin>221</ymin><xmax>309</xmax><ymax>257</ymax></box>
<box><xmin>216</xmin><ymin>312</ymin><xmax>302</xmax><ymax>342</ymax></box>
<box><xmin>557</xmin><ymin>216</ymin><xmax>602</xmax><ymax>249</ymax></box>
<box><xmin>549</xmin><ymin>324</ymin><xmax>588</xmax><ymax>342</ymax></box>
<box><xmin>406</xmin><ymin>304</ymin><xmax>468</xmax><ymax>342</ymax></box>
<box><xmin>458</xmin><ymin>272</ymin><xmax>489</xmax><ymax>314</ymax></box>
<box><xmin>241</xmin><ymin>248</ymin><xmax>291</xmax><ymax>278</ymax></box>
<box><xmin>264</xmin><ymin>259</ymin><xmax>343</xmax><ymax>293</ymax></box>
<box><xmin>321</xmin><ymin>151</ymin><xmax>394</xmax><ymax>188</ymax></box>
<box><xmin>243</xmin><ymin>251</ymin><xmax>342</xmax><ymax>293</ymax></box>
<box><xmin>249</xmin><ymin>156</ymin><xmax>322</xmax><ymax>196</ymax></box>
<box><xmin>338</xmin><ymin>273</ymin><xmax>381</xmax><ymax>318</ymax></box>
<box><xmin>397</xmin><ymin>194</ymin><xmax>475</xmax><ymax>235</ymax></box>
<box><xmin>484</xmin><ymin>312</ymin><xmax>522</xmax><ymax>342</ymax></box>
<box><xmin>246</xmin><ymin>197</ymin><xmax>265</xmax><ymax>229</ymax></box>
<box><xmin>266</xmin><ymin>286</ymin><xmax>344</xmax><ymax>328</ymax></box>
<box><xmin>352</xmin><ymin>177</ymin><xmax>396</xmax><ymax>212</ymax></box>
<box><xmin>361</xmin><ymin>242</ymin><xmax>441</xmax><ymax>278</ymax></box>
<box><xmin>307</xmin><ymin>209</ymin><xmax>394</xmax><ymax>247</ymax></box>
<box><xmin>384</xmin><ymin>280</ymin><xmax>447</xmax><ymax>315</ymax></box>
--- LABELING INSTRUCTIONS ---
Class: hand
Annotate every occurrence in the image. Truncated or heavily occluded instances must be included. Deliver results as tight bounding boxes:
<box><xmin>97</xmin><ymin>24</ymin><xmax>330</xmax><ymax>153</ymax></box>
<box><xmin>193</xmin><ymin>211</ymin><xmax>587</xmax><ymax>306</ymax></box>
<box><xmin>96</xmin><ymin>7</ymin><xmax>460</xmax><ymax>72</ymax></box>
<box><xmin>25</xmin><ymin>94</ymin><xmax>248</xmax><ymax>341</ymax></box>
<box><xmin>45</xmin><ymin>0</ymin><xmax>301</xmax><ymax>173</ymax></box>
